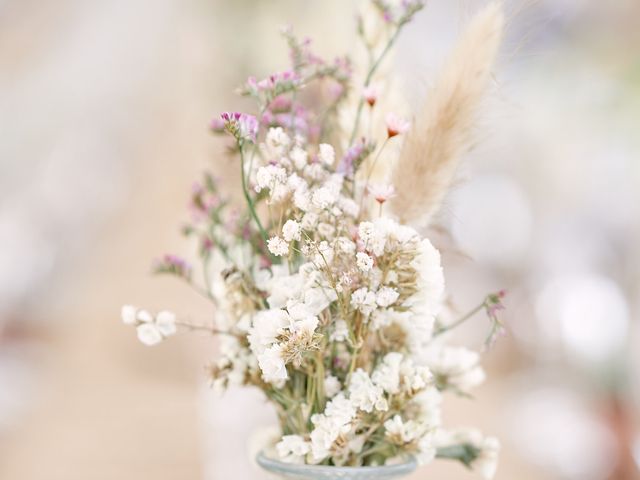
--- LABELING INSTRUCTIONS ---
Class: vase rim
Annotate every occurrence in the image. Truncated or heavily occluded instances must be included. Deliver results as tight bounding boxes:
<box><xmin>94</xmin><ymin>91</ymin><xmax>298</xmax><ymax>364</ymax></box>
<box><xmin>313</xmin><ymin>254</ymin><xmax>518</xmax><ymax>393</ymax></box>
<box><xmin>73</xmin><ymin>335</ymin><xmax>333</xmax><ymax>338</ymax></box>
<box><xmin>256</xmin><ymin>450</ymin><xmax>418</xmax><ymax>475</ymax></box>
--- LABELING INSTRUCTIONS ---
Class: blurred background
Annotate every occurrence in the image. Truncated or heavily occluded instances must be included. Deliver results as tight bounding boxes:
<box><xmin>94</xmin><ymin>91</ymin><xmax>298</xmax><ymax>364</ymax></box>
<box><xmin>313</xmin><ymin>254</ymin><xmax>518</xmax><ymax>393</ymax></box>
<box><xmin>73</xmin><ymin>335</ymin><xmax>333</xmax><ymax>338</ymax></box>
<box><xmin>0</xmin><ymin>0</ymin><xmax>638</xmax><ymax>479</ymax></box>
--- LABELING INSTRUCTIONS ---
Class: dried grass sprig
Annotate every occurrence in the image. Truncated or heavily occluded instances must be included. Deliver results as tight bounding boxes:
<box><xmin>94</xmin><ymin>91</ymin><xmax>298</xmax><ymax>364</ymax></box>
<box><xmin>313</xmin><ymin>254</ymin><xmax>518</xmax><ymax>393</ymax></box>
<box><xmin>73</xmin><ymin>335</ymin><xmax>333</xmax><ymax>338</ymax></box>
<box><xmin>390</xmin><ymin>2</ymin><xmax>504</xmax><ymax>226</ymax></box>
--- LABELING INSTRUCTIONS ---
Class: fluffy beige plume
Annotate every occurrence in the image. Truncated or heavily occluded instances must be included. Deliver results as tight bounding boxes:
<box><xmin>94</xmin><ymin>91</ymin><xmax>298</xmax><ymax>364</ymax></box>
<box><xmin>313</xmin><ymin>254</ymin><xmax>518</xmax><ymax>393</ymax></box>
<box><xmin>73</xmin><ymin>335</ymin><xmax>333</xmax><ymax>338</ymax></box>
<box><xmin>390</xmin><ymin>2</ymin><xmax>504</xmax><ymax>226</ymax></box>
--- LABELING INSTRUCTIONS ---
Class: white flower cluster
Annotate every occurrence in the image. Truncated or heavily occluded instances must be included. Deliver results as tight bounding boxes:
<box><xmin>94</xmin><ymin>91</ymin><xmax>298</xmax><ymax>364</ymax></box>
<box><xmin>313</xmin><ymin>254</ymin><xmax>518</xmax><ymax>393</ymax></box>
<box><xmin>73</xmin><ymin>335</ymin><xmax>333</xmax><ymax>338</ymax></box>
<box><xmin>433</xmin><ymin>428</ymin><xmax>501</xmax><ymax>480</ymax></box>
<box><xmin>121</xmin><ymin>305</ymin><xmax>176</xmax><ymax>346</ymax></box>
<box><xmin>275</xmin><ymin>352</ymin><xmax>438</xmax><ymax>465</ymax></box>
<box><xmin>122</xmin><ymin>24</ymin><xmax>504</xmax><ymax>471</ymax></box>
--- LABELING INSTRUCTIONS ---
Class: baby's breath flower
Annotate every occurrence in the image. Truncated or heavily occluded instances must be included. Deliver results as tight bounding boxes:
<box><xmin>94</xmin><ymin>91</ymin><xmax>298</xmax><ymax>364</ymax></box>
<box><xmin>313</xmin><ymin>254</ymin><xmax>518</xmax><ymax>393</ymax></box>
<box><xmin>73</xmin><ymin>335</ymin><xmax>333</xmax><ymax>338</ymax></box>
<box><xmin>312</xmin><ymin>186</ymin><xmax>338</xmax><ymax>209</ymax></box>
<box><xmin>356</xmin><ymin>251</ymin><xmax>374</xmax><ymax>272</ymax></box>
<box><xmin>268</xmin><ymin>236</ymin><xmax>290</xmax><ymax>257</ymax></box>
<box><xmin>318</xmin><ymin>143</ymin><xmax>335</xmax><ymax>166</ymax></box>
<box><xmin>290</xmin><ymin>146</ymin><xmax>309</xmax><ymax>169</ymax></box>
<box><xmin>282</xmin><ymin>219</ymin><xmax>301</xmax><ymax>242</ymax></box>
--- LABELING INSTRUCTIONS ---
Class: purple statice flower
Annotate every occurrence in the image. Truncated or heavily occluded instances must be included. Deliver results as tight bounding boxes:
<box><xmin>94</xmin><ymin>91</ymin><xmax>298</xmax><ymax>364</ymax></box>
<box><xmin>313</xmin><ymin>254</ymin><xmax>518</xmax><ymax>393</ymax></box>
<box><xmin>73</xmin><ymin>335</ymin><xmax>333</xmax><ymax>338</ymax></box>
<box><xmin>338</xmin><ymin>138</ymin><xmax>375</xmax><ymax>176</ymax></box>
<box><xmin>220</xmin><ymin>112</ymin><xmax>259</xmax><ymax>143</ymax></box>
<box><xmin>338</xmin><ymin>142</ymin><xmax>363</xmax><ymax>176</ymax></box>
<box><xmin>153</xmin><ymin>254</ymin><xmax>192</xmax><ymax>279</ymax></box>
<box><xmin>268</xmin><ymin>94</ymin><xmax>292</xmax><ymax>113</ymax></box>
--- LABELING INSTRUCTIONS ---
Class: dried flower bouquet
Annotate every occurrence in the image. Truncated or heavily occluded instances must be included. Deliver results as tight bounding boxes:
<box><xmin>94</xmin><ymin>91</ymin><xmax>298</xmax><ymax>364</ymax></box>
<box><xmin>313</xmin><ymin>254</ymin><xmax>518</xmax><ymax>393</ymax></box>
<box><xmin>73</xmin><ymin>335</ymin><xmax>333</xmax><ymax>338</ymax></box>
<box><xmin>122</xmin><ymin>1</ymin><xmax>506</xmax><ymax>478</ymax></box>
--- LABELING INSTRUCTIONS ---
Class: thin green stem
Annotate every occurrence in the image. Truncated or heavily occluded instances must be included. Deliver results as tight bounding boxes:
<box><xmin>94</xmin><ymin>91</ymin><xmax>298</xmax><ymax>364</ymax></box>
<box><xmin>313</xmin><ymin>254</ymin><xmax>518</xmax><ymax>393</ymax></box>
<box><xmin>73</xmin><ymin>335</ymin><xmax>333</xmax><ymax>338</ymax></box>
<box><xmin>433</xmin><ymin>303</ymin><xmax>485</xmax><ymax>338</ymax></box>
<box><xmin>239</xmin><ymin>142</ymin><xmax>270</xmax><ymax>247</ymax></box>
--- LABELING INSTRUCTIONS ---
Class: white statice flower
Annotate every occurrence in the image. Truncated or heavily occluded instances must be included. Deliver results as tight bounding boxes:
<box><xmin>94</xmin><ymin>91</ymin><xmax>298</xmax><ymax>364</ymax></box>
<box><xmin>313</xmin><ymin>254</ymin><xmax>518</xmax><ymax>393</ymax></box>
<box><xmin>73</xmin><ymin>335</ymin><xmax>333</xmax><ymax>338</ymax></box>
<box><xmin>400</xmin><ymin>361</ymin><xmax>433</xmax><ymax>394</ymax></box>
<box><xmin>369</xmin><ymin>308</ymin><xmax>410</xmax><ymax>331</ymax></box>
<box><xmin>309</xmin><ymin>394</ymin><xmax>357</xmax><ymax>462</ymax></box>
<box><xmin>433</xmin><ymin>428</ymin><xmax>500</xmax><ymax>479</ymax></box>
<box><xmin>330</xmin><ymin>319</ymin><xmax>349</xmax><ymax>342</ymax></box>
<box><xmin>348</xmin><ymin>369</ymin><xmax>387</xmax><ymax>413</ymax></box>
<box><xmin>350</xmin><ymin>287</ymin><xmax>377</xmax><ymax>316</ymax></box>
<box><xmin>290</xmin><ymin>146</ymin><xmax>309</xmax><ymax>170</ymax></box>
<box><xmin>376</xmin><ymin>286</ymin><xmax>399</xmax><ymax>307</ymax></box>
<box><xmin>422</xmin><ymin>346</ymin><xmax>485</xmax><ymax>393</ymax></box>
<box><xmin>121</xmin><ymin>305</ymin><xmax>137</xmax><ymax>325</ymax></box>
<box><xmin>155</xmin><ymin>310</ymin><xmax>177</xmax><ymax>336</ymax></box>
<box><xmin>258</xmin><ymin>343</ymin><xmax>288</xmax><ymax>384</ymax></box>
<box><xmin>265</xmin><ymin>269</ymin><xmax>303</xmax><ymax>308</ymax></box>
<box><xmin>304</xmin><ymin>285</ymin><xmax>338</xmax><ymax>315</ymax></box>
<box><xmin>324</xmin><ymin>375</ymin><xmax>342</xmax><ymax>398</ymax></box>
<box><xmin>136</xmin><ymin>309</ymin><xmax>153</xmax><ymax>323</ymax></box>
<box><xmin>404</xmin><ymin>239</ymin><xmax>445</xmax><ymax>343</ymax></box>
<box><xmin>372</xmin><ymin>352</ymin><xmax>403</xmax><ymax>394</ymax></box>
<box><xmin>127</xmin><ymin>308</ymin><xmax>177</xmax><ymax>346</ymax></box>
<box><xmin>318</xmin><ymin>143</ymin><xmax>335</xmax><ymax>166</ymax></box>
<box><xmin>384</xmin><ymin>415</ymin><xmax>424</xmax><ymax>444</ymax></box>
<box><xmin>211</xmin><ymin>336</ymin><xmax>253</xmax><ymax>393</ymax></box>
<box><xmin>289</xmin><ymin>315</ymin><xmax>319</xmax><ymax>336</ymax></box>
<box><xmin>475</xmin><ymin>436</ymin><xmax>500</xmax><ymax>479</ymax></box>
<box><xmin>282</xmin><ymin>219</ymin><xmax>302</xmax><ymax>242</ymax></box>
<box><xmin>276</xmin><ymin>435</ymin><xmax>311</xmax><ymax>463</ymax></box>
<box><xmin>136</xmin><ymin>323</ymin><xmax>163</xmax><ymax>346</ymax></box>
<box><xmin>356</xmin><ymin>251</ymin><xmax>374</xmax><ymax>272</ymax></box>
<box><xmin>248</xmin><ymin>309</ymin><xmax>289</xmax><ymax>354</ymax></box>
<box><xmin>267</xmin><ymin>236</ymin><xmax>290</xmax><ymax>257</ymax></box>
<box><xmin>286</xmin><ymin>299</ymin><xmax>312</xmax><ymax>320</ymax></box>
<box><xmin>413</xmin><ymin>388</ymin><xmax>443</xmax><ymax>427</ymax></box>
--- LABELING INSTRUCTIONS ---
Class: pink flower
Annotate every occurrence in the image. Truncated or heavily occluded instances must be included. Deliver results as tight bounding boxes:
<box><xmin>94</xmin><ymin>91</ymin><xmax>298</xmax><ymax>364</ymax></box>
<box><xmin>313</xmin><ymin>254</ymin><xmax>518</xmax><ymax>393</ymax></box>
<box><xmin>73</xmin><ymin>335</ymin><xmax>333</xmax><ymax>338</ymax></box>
<box><xmin>368</xmin><ymin>183</ymin><xmax>396</xmax><ymax>204</ymax></box>
<box><xmin>385</xmin><ymin>113</ymin><xmax>410</xmax><ymax>138</ymax></box>
<box><xmin>220</xmin><ymin>112</ymin><xmax>259</xmax><ymax>142</ymax></box>
<box><xmin>363</xmin><ymin>85</ymin><xmax>378</xmax><ymax>107</ymax></box>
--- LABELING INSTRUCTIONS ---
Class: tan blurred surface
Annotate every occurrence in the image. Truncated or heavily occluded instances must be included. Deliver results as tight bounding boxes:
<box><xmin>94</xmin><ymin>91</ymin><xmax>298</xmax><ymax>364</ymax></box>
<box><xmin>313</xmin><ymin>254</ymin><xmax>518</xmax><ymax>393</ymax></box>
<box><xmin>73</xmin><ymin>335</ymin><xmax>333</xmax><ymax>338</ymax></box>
<box><xmin>0</xmin><ymin>0</ymin><xmax>218</xmax><ymax>477</ymax></box>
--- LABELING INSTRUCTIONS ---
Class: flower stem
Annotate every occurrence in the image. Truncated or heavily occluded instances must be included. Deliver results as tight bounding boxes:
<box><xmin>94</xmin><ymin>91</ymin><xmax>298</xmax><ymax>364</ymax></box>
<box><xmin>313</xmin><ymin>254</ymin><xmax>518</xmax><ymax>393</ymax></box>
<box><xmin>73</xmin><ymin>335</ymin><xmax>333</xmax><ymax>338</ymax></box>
<box><xmin>348</xmin><ymin>26</ymin><xmax>403</xmax><ymax>146</ymax></box>
<box><xmin>433</xmin><ymin>303</ymin><xmax>485</xmax><ymax>337</ymax></box>
<box><xmin>239</xmin><ymin>142</ymin><xmax>273</xmax><ymax>258</ymax></box>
